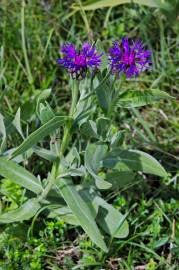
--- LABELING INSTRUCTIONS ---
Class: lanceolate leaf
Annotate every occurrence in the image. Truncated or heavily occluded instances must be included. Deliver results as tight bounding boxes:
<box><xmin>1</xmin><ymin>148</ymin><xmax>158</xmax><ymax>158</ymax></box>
<box><xmin>80</xmin><ymin>120</ymin><xmax>98</xmax><ymax>139</ymax></box>
<box><xmin>94</xmin><ymin>196</ymin><xmax>129</xmax><ymax>238</ymax></box>
<box><xmin>0</xmin><ymin>157</ymin><xmax>43</xmax><ymax>194</ymax></box>
<box><xmin>48</xmin><ymin>206</ymin><xmax>79</xmax><ymax>225</ymax></box>
<box><xmin>117</xmin><ymin>89</ymin><xmax>173</xmax><ymax>108</ymax></box>
<box><xmin>12</xmin><ymin>108</ymin><xmax>24</xmax><ymax>139</ymax></box>
<box><xmin>0</xmin><ymin>199</ymin><xmax>41</xmax><ymax>223</ymax></box>
<box><xmin>106</xmin><ymin>170</ymin><xmax>135</xmax><ymax>188</ymax></box>
<box><xmin>56</xmin><ymin>178</ymin><xmax>108</xmax><ymax>252</ymax></box>
<box><xmin>0</xmin><ymin>113</ymin><xmax>6</xmax><ymax>153</ymax></box>
<box><xmin>33</xmin><ymin>147</ymin><xmax>57</xmax><ymax>161</ymax></box>
<box><xmin>97</xmin><ymin>117</ymin><xmax>110</xmax><ymax>139</ymax></box>
<box><xmin>38</xmin><ymin>102</ymin><xmax>55</xmax><ymax>124</ymax></box>
<box><xmin>103</xmin><ymin>149</ymin><xmax>167</xmax><ymax>177</ymax></box>
<box><xmin>11</xmin><ymin>116</ymin><xmax>70</xmax><ymax>158</ymax></box>
<box><xmin>95</xmin><ymin>73</ymin><xmax>114</xmax><ymax>113</ymax></box>
<box><xmin>72</xmin><ymin>0</ymin><xmax>160</xmax><ymax>11</ymax></box>
<box><xmin>36</xmin><ymin>88</ymin><xmax>52</xmax><ymax>116</ymax></box>
<box><xmin>85</xmin><ymin>144</ymin><xmax>112</xmax><ymax>189</ymax></box>
<box><xmin>79</xmin><ymin>188</ymin><xmax>129</xmax><ymax>238</ymax></box>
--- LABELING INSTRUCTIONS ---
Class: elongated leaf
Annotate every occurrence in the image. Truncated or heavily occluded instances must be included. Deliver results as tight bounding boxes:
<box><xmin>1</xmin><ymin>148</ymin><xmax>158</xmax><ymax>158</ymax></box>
<box><xmin>117</xmin><ymin>89</ymin><xmax>173</xmax><ymax>108</ymax></box>
<box><xmin>72</xmin><ymin>0</ymin><xmax>160</xmax><ymax>10</ymax></box>
<box><xmin>103</xmin><ymin>149</ymin><xmax>167</xmax><ymax>177</ymax></box>
<box><xmin>80</xmin><ymin>120</ymin><xmax>98</xmax><ymax>139</ymax></box>
<box><xmin>94</xmin><ymin>196</ymin><xmax>129</xmax><ymax>238</ymax></box>
<box><xmin>0</xmin><ymin>199</ymin><xmax>41</xmax><ymax>223</ymax></box>
<box><xmin>4</xmin><ymin>148</ymin><xmax>33</xmax><ymax>164</ymax></box>
<box><xmin>48</xmin><ymin>206</ymin><xmax>79</xmax><ymax>225</ymax></box>
<box><xmin>21</xmin><ymin>100</ymin><xmax>35</xmax><ymax>121</ymax></box>
<box><xmin>0</xmin><ymin>157</ymin><xmax>43</xmax><ymax>194</ymax></box>
<box><xmin>85</xmin><ymin>144</ymin><xmax>112</xmax><ymax>189</ymax></box>
<box><xmin>111</xmin><ymin>131</ymin><xmax>126</xmax><ymax>147</ymax></box>
<box><xmin>12</xmin><ymin>108</ymin><xmax>24</xmax><ymax>139</ymax></box>
<box><xmin>65</xmin><ymin>147</ymin><xmax>81</xmax><ymax>167</ymax></box>
<box><xmin>0</xmin><ymin>113</ymin><xmax>6</xmax><ymax>153</ymax></box>
<box><xmin>106</xmin><ymin>170</ymin><xmax>135</xmax><ymax>188</ymax></box>
<box><xmin>79</xmin><ymin>188</ymin><xmax>129</xmax><ymax>238</ymax></box>
<box><xmin>59</xmin><ymin>167</ymin><xmax>86</xmax><ymax>178</ymax></box>
<box><xmin>97</xmin><ymin>117</ymin><xmax>110</xmax><ymax>139</ymax></box>
<box><xmin>36</xmin><ymin>88</ymin><xmax>52</xmax><ymax>116</ymax></box>
<box><xmin>95</xmin><ymin>73</ymin><xmax>114</xmax><ymax>112</ymax></box>
<box><xmin>39</xmin><ymin>102</ymin><xmax>55</xmax><ymax>124</ymax></box>
<box><xmin>56</xmin><ymin>178</ymin><xmax>108</xmax><ymax>252</ymax></box>
<box><xmin>33</xmin><ymin>147</ymin><xmax>57</xmax><ymax>161</ymax></box>
<box><xmin>11</xmin><ymin>116</ymin><xmax>69</xmax><ymax>158</ymax></box>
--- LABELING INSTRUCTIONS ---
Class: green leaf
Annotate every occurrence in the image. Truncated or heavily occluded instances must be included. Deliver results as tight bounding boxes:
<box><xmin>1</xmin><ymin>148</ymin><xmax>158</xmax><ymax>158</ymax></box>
<box><xmin>72</xmin><ymin>0</ymin><xmax>160</xmax><ymax>10</ymax></box>
<box><xmin>60</xmin><ymin>167</ymin><xmax>86</xmax><ymax>177</ymax></box>
<box><xmin>79</xmin><ymin>188</ymin><xmax>129</xmax><ymax>238</ymax></box>
<box><xmin>106</xmin><ymin>170</ymin><xmax>135</xmax><ymax>188</ymax></box>
<box><xmin>65</xmin><ymin>147</ymin><xmax>81</xmax><ymax>167</ymax></box>
<box><xmin>97</xmin><ymin>117</ymin><xmax>110</xmax><ymax>139</ymax></box>
<box><xmin>36</xmin><ymin>88</ymin><xmax>52</xmax><ymax>116</ymax></box>
<box><xmin>94</xmin><ymin>196</ymin><xmax>129</xmax><ymax>238</ymax></box>
<box><xmin>11</xmin><ymin>116</ymin><xmax>69</xmax><ymax>158</ymax></box>
<box><xmin>12</xmin><ymin>108</ymin><xmax>25</xmax><ymax>139</ymax></box>
<box><xmin>80</xmin><ymin>120</ymin><xmax>98</xmax><ymax>139</ymax></box>
<box><xmin>153</xmin><ymin>236</ymin><xmax>169</xmax><ymax>249</ymax></box>
<box><xmin>85</xmin><ymin>144</ymin><xmax>112</xmax><ymax>189</ymax></box>
<box><xmin>48</xmin><ymin>206</ymin><xmax>79</xmax><ymax>225</ymax></box>
<box><xmin>0</xmin><ymin>199</ymin><xmax>41</xmax><ymax>223</ymax></box>
<box><xmin>37</xmin><ymin>88</ymin><xmax>52</xmax><ymax>101</ymax></box>
<box><xmin>111</xmin><ymin>131</ymin><xmax>126</xmax><ymax>147</ymax></box>
<box><xmin>33</xmin><ymin>147</ymin><xmax>57</xmax><ymax>161</ymax></box>
<box><xmin>117</xmin><ymin>89</ymin><xmax>173</xmax><ymax>108</ymax></box>
<box><xmin>103</xmin><ymin>149</ymin><xmax>167</xmax><ymax>177</ymax></box>
<box><xmin>21</xmin><ymin>100</ymin><xmax>35</xmax><ymax>121</ymax></box>
<box><xmin>0</xmin><ymin>157</ymin><xmax>43</xmax><ymax>194</ymax></box>
<box><xmin>56</xmin><ymin>178</ymin><xmax>108</xmax><ymax>252</ymax></box>
<box><xmin>95</xmin><ymin>73</ymin><xmax>114</xmax><ymax>112</ymax></box>
<box><xmin>4</xmin><ymin>148</ymin><xmax>33</xmax><ymax>164</ymax></box>
<box><xmin>38</xmin><ymin>102</ymin><xmax>55</xmax><ymax>124</ymax></box>
<box><xmin>96</xmin><ymin>40</ymin><xmax>108</xmax><ymax>72</ymax></box>
<box><xmin>0</xmin><ymin>113</ymin><xmax>6</xmax><ymax>153</ymax></box>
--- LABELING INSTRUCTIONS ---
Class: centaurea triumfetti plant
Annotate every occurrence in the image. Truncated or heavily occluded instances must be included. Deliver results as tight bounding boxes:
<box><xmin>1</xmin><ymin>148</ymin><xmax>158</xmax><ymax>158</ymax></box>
<box><xmin>57</xmin><ymin>42</ymin><xmax>102</xmax><ymax>80</ymax></box>
<box><xmin>0</xmin><ymin>37</ymin><xmax>170</xmax><ymax>253</ymax></box>
<box><xmin>109</xmin><ymin>38</ymin><xmax>151</xmax><ymax>78</ymax></box>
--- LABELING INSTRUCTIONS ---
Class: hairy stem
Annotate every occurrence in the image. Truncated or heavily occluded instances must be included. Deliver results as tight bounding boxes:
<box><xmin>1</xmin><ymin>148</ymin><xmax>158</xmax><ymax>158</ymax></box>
<box><xmin>59</xmin><ymin>80</ymin><xmax>78</xmax><ymax>158</ymax></box>
<box><xmin>38</xmin><ymin>162</ymin><xmax>57</xmax><ymax>201</ymax></box>
<box><xmin>39</xmin><ymin>80</ymin><xmax>79</xmax><ymax>200</ymax></box>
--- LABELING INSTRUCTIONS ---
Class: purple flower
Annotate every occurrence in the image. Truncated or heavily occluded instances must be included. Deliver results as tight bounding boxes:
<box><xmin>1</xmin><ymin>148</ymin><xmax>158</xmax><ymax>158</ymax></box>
<box><xmin>109</xmin><ymin>38</ymin><xmax>152</xmax><ymax>78</ymax></box>
<box><xmin>57</xmin><ymin>42</ymin><xmax>102</xmax><ymax>79</ymax></box>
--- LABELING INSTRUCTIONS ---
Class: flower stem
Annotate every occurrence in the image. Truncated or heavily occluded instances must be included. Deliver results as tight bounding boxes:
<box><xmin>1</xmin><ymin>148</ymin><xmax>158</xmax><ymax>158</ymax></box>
<box><xmin>59</xmin><ymin>80</ymin><xmax>78</xmax><ymax>158</ymax></box>
<box><xmin>38</xmin><ymin>162</ymin><xmax>57</xmax><ymax>201</ymax></box>
<box><xmin>39</xmin><ymin>80</ymin><xmax>79</xmax><ymax>200</ymax></box>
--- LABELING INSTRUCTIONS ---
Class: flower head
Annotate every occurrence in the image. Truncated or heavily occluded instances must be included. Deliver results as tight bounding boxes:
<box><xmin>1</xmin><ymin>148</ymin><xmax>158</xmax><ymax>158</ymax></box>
<box><xmin>109</xmin><ymin>38</ymin><xmax>151</xmax><ymax>78</ymax></box>
<box><xmin>57</xmin><ymin>42</ymin><xmax>102</xmax><ymax>80</ymax></box>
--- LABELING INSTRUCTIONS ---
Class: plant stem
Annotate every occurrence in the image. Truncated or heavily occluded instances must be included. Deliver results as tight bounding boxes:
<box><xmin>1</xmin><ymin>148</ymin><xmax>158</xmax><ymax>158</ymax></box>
<box><xmin>38</xmin><ymin>162</ymin><xmax>57</xmax><ymax>201</ymax></box>
<box><xmin>39</xmin><ymin>80</ymin><xmax>79</xmax><ymax>200</ymax></box>
<box><xmin>59</xmin><ymin>80</ymin><xmax>78</xmax><ymax>158</ymax></box>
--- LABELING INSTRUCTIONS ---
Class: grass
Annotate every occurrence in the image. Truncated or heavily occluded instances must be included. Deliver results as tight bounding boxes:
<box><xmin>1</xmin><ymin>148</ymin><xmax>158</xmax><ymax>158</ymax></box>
<box><xmin>0</xmin><ymin>1</ymin><xmax>179</xmax><ymax>269</ymax></box>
